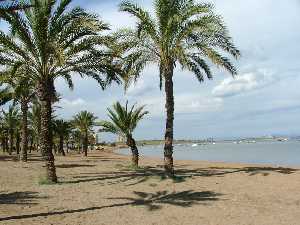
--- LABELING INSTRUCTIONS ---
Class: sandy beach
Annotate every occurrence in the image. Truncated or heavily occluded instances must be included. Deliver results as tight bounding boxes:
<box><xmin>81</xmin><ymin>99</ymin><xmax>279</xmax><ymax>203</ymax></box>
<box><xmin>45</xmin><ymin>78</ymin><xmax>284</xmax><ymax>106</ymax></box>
<box><xmin>0</xmin><ymin>150</ymin><xmax>299</xmax><ymax>225</ymax></box>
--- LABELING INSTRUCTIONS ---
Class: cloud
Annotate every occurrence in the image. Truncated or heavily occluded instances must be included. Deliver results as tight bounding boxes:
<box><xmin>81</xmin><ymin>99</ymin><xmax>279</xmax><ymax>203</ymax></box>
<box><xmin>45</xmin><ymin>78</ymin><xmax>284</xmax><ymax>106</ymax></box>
<box><xmin>126</xmin><ymin>78</ymin><xmax>155</xmax><ymax>97</ymax></box>
<box><xmin>175</xmin><ymin>94</ymin><xmax>223</xmax><ymax>114</ymax></box>
<box><xmin>59</xmin><ymin>98</ymin><xmax>86</xmax><ymax>107</ymax></box>
<box><xmin>128</xmin><ymin>93</ymin><xmax>223</xmax><ymax>118</ymax></box>
<box><xmin>212</xmin><ymin>70</ymin><xmax>275</xmax><ymax>98</ymax></box>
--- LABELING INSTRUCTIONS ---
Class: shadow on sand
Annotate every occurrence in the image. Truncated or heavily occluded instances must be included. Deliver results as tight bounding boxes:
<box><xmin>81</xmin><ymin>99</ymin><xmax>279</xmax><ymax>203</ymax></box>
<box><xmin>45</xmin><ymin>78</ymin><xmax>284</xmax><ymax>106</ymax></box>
<box><xmin>60</xmin><ymin>164</ymin><xmax>298</xmax><ymax>186</ymax></box>
<box><xmin>0</xmin><ymin>190</ymin><xmax>221</xmax><ymax>221</ymax></box>
<box><xmin>0</xmin><ymin>192</ymin><xmax>47</xmax><ymax>205</ymax></box>
<box><xmin>0</xmin><ymin>155</ymin><xmax>18</xmax><ymax>161</ymax></box>
<box><xmin>56</xmin><ymin>164</ymin><xmax>96</xmax><ymax>168</ymax></box>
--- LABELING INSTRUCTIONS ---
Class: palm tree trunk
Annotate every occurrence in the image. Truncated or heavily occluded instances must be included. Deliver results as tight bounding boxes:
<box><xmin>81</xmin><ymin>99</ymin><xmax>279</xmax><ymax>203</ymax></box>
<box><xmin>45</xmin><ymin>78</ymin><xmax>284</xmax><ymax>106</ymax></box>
<box><xmin>16</xmin><ymin>133</ymin><xmax>20</xmax><ymax>155</ymax></box>
<box><xmin>127</xmin><ymin>135</ymin><xmax>139</xmax><ymax>167</ymax></box>
<box><xmin>1</xmin><ymin>137</ymin><xmax>5</xmax><ymax>153</ymax></box>
<box><xmin>4</xmin><ymin>136</ymin><xmax>8</xmax><ymax>153</ymax></box>
<box><xmin>8</xmin><ymin>129</ymin><xmax>13</xmax><ymax>155</ymax></box>
<box><xmin>83</xmin><ymin>132</ymin><xmax>88</xmax><ymax>157</ymax></box>
<box><xmin>59</xmin><ymin>135</ymin><xmax>65</xmax><ymax>156</ymax></box>
<box><xmin>29</xmin><ymin>136</ymin><xmax>33</xmax><ymax>153</ymax></box>
<box><xmin>37</xmin><ymin>81</ymin><xmax>57</xmax><ymax>183</ymax></box>
<box><xmin>20</xmin><ymin>100</ymin><xmax>28</xmax><ymax>162</ymax></box>
<box><xmin>163</xmin><ymin>62</ymin><xmax>175</xmax><ymax>177</ymax></box>
<box><xmin>66</xmin><ymin>141</ymin><xmax>69</xmax><ymax>153</ymax></box>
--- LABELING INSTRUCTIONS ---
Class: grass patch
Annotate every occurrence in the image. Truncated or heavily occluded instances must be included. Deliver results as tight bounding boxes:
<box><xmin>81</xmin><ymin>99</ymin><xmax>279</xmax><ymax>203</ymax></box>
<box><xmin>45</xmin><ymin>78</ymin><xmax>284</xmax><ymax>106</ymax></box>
<box><xmin>172</xmin><ymin>175</ymin><xmax>185</xmax><ymax>183</ymax></box>
<box><xmin>38</xmin><ymin>176</ymin><xmax>59</xmax><ymax>185</ymax></box>
<box><xmin>149</xmin><ymin>183</ymin><xmax>158</xmax><ymax>187</ymax></box>
<box><xmin>115</xmin><ymin>163</ymin><xmax>145</xmax><ymax>171</ymax></box>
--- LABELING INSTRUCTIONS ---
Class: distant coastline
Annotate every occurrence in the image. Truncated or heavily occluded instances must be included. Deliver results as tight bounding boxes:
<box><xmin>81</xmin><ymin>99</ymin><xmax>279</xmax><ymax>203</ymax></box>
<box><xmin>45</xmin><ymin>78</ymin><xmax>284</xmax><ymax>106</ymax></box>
<box><xmin>117</xmin><ymin>136</ymin><xmax>298</xmax><ymax>147</ymax></box>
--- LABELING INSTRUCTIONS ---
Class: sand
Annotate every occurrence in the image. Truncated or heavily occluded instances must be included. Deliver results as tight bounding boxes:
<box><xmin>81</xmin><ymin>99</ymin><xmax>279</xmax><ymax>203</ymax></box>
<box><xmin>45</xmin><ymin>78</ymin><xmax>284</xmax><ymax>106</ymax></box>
<box><xmin>0</xmin><ymin>150</ymin><xmax>299</xmax><ymax>225</ymax></box>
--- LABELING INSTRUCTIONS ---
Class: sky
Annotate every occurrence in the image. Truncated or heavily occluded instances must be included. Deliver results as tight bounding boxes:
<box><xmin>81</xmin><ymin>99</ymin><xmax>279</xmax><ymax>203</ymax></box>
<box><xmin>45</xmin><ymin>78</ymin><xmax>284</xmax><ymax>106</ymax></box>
<box><xmin>2</xmin><ymin>0</ymin><xmax>300</xmax><ymax>141</ymax></box>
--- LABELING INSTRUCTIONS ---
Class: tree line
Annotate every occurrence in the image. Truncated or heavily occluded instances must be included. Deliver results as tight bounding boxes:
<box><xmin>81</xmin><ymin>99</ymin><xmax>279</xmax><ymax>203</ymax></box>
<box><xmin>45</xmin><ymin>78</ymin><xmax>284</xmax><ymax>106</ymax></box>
<box><xmin>0</xmin><ymin>0</ymin><xmax>239</xmax><ymax>182</ymax></box>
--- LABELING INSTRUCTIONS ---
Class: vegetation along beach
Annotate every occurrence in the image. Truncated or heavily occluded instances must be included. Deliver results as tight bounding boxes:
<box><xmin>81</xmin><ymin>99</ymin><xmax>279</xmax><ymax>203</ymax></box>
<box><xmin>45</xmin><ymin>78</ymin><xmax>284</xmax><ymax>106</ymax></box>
<box><xmin>0</xmin><ymin>0</ymin><xmax>299</xmax><ymax>224</ymax></box>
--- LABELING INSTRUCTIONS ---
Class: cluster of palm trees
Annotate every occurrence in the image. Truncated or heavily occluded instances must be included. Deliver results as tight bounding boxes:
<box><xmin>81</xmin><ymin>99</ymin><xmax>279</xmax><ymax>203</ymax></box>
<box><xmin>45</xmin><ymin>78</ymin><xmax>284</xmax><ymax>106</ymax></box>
<box><xmin>0</xmin><ymin>0</ymin><xmax>239</xmax><ymax>182</ymax></box>
<box><xmin>0</xmin><ymin>103</ymin><xmax>98</xmax><ymax>159</ymax></box>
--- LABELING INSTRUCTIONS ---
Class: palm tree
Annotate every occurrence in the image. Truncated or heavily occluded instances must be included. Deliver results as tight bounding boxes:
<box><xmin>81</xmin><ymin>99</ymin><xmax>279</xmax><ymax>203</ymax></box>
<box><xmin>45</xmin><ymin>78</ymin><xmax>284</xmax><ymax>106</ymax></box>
<box><xmin>0</xmin><ymin>86</ymin><xmax>11</xmax><ymax>106</ymax></box>
<box><xmin>53</xmin><ymin>119</ymin><xmax>71</xmax><ymax>156</ymax></box>
<box><xmin>72</xmin><ymin>111</ymin><xmax>97</xmax><ymax>157</ymax></box>
<box><xmin>99</xmin><ymin>101</ymin><xmax>148</xmax><ymax>167</ymax></box>
<box><xmin>2</xmin><ymin>105</ymin><xmax>20</xmax><ymax>155</ymax></box>
<box><xmin>119</xmin><ymin>0</ymin><xmax>240</xmax><ymax>176</ymax></box>
<box><xmin>0</xmin><ymin>113</ymin><xmax>9</xmax><ymax>152</ymax></box>
<box><xmin>70</xmin><ymin>129</ymin><xmax>82</xmax><ymax>153</ymax></box>
<box><xmin>0</xmin><ymin>71</ymin><xmax>35</xmax><ymax>162</ymax></box>
<box><xmin>0</xmin><ymin>0</ymin><xmax>123</xmax><ymax>182</ymax></box>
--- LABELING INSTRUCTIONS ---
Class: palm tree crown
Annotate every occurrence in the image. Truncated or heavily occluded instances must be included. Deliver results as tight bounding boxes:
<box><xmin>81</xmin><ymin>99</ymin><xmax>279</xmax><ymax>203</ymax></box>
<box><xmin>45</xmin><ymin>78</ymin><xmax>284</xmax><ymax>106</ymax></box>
<box><xmin>2</xmin><ymin>104</ymin><xmax>19</xmax><ymax>128</ymax></box>
<box><xmin>99</xmin><ymin>101</ymin><xmax>148</xmax><ymax>138</ymax></box>
<box><xmin>53</xmin><ymin>119</ymin><xmax>71</xmax><ymax>138</ymax></box>
<box><xmin>72</xmin><ymin>110</ymin><xmax>97</xmax><ymax>157</ymax></box>
<box><xmin>0</xmin><ymin>0</ymin><xmax>122</xmax><ymax>89</ymax></box>
<box><xmin>119</xmin><ymin>0</ymin><xmax>240</xmax><ymax>86</ymax></box>
<box><xmin>73</xmin><ymin>111</ymin><xmax>97</xmax><ymax>134</ymax></box>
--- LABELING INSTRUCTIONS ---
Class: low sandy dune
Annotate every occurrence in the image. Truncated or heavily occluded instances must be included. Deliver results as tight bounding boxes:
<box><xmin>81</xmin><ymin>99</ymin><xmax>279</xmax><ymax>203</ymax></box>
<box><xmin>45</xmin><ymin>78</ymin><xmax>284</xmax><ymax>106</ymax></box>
<box><xmin>0</xmin><ymin>150</ymin><xmax>299</xmax><ymax>225</ymax></box>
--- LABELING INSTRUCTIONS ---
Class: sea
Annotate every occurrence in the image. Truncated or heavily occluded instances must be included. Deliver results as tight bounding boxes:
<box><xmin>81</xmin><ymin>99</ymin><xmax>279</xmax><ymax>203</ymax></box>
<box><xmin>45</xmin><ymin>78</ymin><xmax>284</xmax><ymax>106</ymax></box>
<box><xmin>117</xmin><ymin>140</ymin><xmax>300</xmax><ymax>167</ymax></box>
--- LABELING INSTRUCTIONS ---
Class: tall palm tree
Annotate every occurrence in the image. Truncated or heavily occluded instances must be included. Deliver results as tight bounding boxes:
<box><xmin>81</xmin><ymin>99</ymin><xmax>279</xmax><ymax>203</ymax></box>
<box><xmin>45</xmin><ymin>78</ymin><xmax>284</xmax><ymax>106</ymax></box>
<box><xmin>53</xmin><ymin>119</ymin><xmax>71</xmax><ymax>156</ymax></box>
<box><xmin>119</xmin><ymin>0</ymin><xmax>240</xmax><ymax>176</ymax></box>
<box><xmin>99</xmin><ymin>101</ymin><xmax>148</xmax><ymax>167</ymax></box>
<box><xmin>0</xmin><ymin>0</ymin><xmax>123</xmax><ymax>182</ymax></box>
<box><xmin>2</xmin><ymin>104</ymin><xmax>20</xmax><ymax>155</ymax></box>
<box><xmin>72</xmin><ymin>111</ymin><xmax>97</xmax><ymax>157</ymax></box>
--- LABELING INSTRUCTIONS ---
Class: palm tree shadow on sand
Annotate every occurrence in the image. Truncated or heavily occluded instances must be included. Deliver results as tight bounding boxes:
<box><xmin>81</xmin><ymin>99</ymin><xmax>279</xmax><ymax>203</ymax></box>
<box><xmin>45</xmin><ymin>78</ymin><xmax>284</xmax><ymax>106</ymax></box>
<box><xmin>0</xmin><ymin>190</ymin><xmax>222</xmax><ymax>221</ymax></box>
<box><xmin>0</xmin><ymin>191</ymin><xmax>47</xmax><ymax>205</ymax></box>
<box><xmin>61</xmin><ymin>164</ymin><xmax>298</xmax><ymax>187</ymax></box>
<box><xmin>108</xmin><ymin>190</ymin><xmax>222</xmax><ymax>211</ymax></box>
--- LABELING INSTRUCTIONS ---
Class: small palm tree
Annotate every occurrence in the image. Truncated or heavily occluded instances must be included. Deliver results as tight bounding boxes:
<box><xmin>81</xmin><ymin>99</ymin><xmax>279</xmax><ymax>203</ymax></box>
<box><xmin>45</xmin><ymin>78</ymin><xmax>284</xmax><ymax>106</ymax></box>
<box><xmin>2</xmin><ymin>104</ymin><xmax>20</xmax><ymax>155</ymax></box>
<box><xmin>72</xmin><ymin>111</ymin><xmax>97</xmax><ymax>157</ymax></box>
<box><xmin>0</xmin><ymin>113</ymin><xmax>9</xmax><ymax>152</ymax></box>
<box><xmin>70</xmin><ymin>129</ymin><xmax>83</xmax><ymax>153</ymax></box>
<box><xmin>0</xmin><ymin>86</ymin><xmax>11</xmax><ymax>106</ymax></box>
<box><xmin>99</xmin><ymin>101</ymin><xmax>148</xmax><ymax>167</ymax></box>
<box><xmin>119</xmin><ymin>0</ymin><xmax>240</xmax><ymax>176</ymax></box>
<box><xmin>53</xmin><ymin>119</ymin><xmax>71</xmax><ymax>156</ymax></box>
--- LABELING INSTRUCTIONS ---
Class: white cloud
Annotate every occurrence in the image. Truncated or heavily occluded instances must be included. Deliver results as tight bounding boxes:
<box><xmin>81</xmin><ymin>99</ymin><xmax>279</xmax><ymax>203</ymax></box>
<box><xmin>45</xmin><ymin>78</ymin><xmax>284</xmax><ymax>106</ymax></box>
<box><xmin>126</xmin><ymin>78</ymin><xmax>154</xmax><ymax>97</ymax></box>
<box><xmin>131</xmin><ymin>93</ymin><xmax>223</xmax><ymax>118</ymax></box>
<box><xmin>212</xmin><ymin>70</ymin><xmax>275</xmax><ymax>98</ymax></box>
<box><xmin>60</xmin><ymin>98</ymin><xmax>86</xmax><ymax>107</ymax></box>
<box><xmin>176</xmin><ymin>94</ymin><xmax>223</xmax><ymax>114</ymax></box>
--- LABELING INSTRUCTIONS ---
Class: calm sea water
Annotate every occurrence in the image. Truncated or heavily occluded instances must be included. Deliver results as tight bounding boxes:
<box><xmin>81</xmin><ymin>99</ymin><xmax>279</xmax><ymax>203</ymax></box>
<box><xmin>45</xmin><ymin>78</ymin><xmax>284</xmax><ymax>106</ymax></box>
<box><xmin>118</xmin><ymin>141</ymin><xmax>300</xmax><ymax>167</ymax></box>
